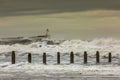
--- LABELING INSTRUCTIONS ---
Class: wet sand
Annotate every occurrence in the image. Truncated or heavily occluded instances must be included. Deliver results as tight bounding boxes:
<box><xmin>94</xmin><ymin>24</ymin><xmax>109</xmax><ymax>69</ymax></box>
<box><xmin>0</xmin><ymin>72</ymin><xmax>120</xmax><ymax>80</ymax></box>
<box><xmin>0</xmin><ymin>76</ymin><xmax>120</xmax><ymax>80</ymax></box>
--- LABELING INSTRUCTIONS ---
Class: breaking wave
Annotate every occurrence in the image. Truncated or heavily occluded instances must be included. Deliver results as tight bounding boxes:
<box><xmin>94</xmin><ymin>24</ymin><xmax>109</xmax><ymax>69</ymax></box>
<box><xmin>0</xmin><ymin>37</ymin><xmax>120</xmax><ymax>56</ymax></box>
<box><xmin>0</xmin><ymin>37</ymin><xmax>120</xmax><ymax>76</ymax></box>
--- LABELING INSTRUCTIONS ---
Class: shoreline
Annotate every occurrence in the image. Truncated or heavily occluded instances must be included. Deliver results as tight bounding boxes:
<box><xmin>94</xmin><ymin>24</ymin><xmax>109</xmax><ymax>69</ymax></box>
<box><xmin>0</xmin><ymin>72</ymin><xmax>120</xmax><ymax>80</ymax></box>
<box><xmin>0</xmin><ymin>63</ymin><xmax>120</xmax><ymax>76</ymax></box>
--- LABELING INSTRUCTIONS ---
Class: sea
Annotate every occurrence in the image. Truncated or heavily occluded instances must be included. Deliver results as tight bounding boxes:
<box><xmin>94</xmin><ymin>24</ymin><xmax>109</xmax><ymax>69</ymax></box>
<box><xmin>0</xmin><ymin>36</ymin><xmax>120</xmax><ymax>80</ymax></box>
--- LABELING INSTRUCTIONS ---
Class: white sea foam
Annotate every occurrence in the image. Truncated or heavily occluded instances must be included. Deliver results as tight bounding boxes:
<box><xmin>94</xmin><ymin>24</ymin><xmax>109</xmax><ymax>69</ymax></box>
<box><xmin>0</xmin><ymin>62</ymin><xmax>120</xmax><ymax>76</ymax></box>
<box><xmin>0</xmin><ymin>38</ymin><xmax>120</xmax><ymax>55</ymax></box>
<box><xmin>0</xmin><ymin>38</ymin><xmax>120</xmax><ymax>75</ymax></box>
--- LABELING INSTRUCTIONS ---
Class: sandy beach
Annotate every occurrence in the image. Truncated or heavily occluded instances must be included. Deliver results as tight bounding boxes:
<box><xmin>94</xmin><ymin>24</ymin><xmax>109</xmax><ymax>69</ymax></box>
<box><xmin>0</xmin><ymin>72</ymin><xmax>120</xmax><ymax>80</ymax></box>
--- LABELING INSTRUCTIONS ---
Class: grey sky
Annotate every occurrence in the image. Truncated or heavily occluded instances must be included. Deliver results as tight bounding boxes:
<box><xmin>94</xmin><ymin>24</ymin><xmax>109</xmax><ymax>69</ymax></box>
<box><xmin>0</xmin><ymin>0</ymin><xmax>120</xmax><ymax>39</ymax></box>
<box><xmin>0</xmin><ymin>0</ymin><xmax>120</xmax><ymax>17</ymax></box>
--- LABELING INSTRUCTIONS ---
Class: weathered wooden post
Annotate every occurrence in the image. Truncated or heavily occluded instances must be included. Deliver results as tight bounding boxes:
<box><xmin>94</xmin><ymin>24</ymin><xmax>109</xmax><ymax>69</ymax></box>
<box><xmin>108</xmin><ymin>52</ymin><xmax>112</xmax><ymax>63</ymax></box>
<box><xmin>70</xmin><ymin>51</ymin><xmax>74</xmax><ymax>64</ymax></box>
<box><xmin>43</xmin><ymin>53</ymin><xmax>46</xmax><ymax>64</ymax></box>
<box><xmin>11</xmin><ymin>51</ymin><xmax>15</xmax><ymax>64</ymax></box>
<box><xmin>28</xmin><ymin>53</ymin><xmax>32</xmax><ymax>63</ymax></box>
<box><xmin>84</xmin><ymin>51</ymin><xmax>87</xmax><ymax>64</ymax></box>
<box><xmin>96</xmin><ymin>51</ymin><xmax>100</xmax><ymax>63</ymax></box>
<box><xmin>57</xmin><ymin>52</ymin><xmax>60</xmax><ymax>64</ymax></box>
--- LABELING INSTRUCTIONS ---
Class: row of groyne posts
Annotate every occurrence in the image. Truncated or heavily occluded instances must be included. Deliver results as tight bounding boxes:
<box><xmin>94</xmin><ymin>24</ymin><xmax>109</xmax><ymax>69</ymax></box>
<box><xmin>11</xmin><ymin>51</ymin><xmax>112</xmax><ymax>64</ymax></box>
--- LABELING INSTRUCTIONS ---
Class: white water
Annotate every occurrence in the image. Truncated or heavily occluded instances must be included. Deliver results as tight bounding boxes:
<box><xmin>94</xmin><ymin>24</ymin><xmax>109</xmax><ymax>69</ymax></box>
<box><xmin>0</xmin><ymin>38</ymin><xmax>120</xmax><ymax>76</ymax></box>
<box><xmin>0</xmin><ymin>38</ymin><xmax>120</xmax><ymax>55</ymax></box>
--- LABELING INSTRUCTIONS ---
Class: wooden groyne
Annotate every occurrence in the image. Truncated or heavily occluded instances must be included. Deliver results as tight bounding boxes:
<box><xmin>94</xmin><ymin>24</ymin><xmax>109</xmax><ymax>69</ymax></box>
<box><xmin>11</xmin><ymin>51</ymin><xmax>112</xmax><ymax>65</ymax></box>
<box><xmin>11</xmin><ymin>51</ymin><xmax>16</xmax><ymax>64</ymax></box>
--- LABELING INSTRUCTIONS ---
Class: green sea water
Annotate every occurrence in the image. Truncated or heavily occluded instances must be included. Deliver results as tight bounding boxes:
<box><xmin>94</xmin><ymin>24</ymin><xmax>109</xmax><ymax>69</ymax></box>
<box><xmin>0</xmin><ymin>10</ymin><xmax>120</xmax><ymax>40</ymax></box>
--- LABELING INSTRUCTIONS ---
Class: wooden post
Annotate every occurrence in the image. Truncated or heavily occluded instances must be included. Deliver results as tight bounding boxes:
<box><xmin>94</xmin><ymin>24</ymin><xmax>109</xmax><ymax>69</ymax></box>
<box><xmin>57</xmin><ymin>52</ymin><xmax>60</xmax><ymax>64</ymax></box>
<box><xmin>70</xmin><ymin>52</ymin><xmax>74</xmax><ymax>64</ymax></box>
<box><xmin>43</xmin><ymin>53</ymin><xmax>46</xmax><ymax>64</ymax></box>
<box><xmin>96</xmin><ymin>51</ymin><xmax>100</xmax><ymax>63</ymax></box>
<box><xmin>28</xmin><ymin>53</ymin><xmax>32</xmax><ymax>63</ymax></box>
<box><xmin>108</xmin><ymin>52</ymin><xmax>112</xmax><ymax>63</ymax></box>
<box><xmin>84</xmin><ymin>51</ymin><xmax>87</xmax><ymax>64</ymax></box>
<box><xmin>11</xmin><ymin>51</ymin><xmax>15</xmax><ymax>64</ymax></box>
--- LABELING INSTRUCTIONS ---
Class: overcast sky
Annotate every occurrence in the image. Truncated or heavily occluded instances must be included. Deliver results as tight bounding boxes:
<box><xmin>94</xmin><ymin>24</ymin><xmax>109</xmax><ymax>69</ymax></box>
<box><xmin>0</xmin><ymin>0</ymin><xmax>120</xmax><ymax>17</ymax></box>
<box><xmin>0</xmin><ymin>0</ymin><xmax>120</xmax><ymax>39</ymax></box>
